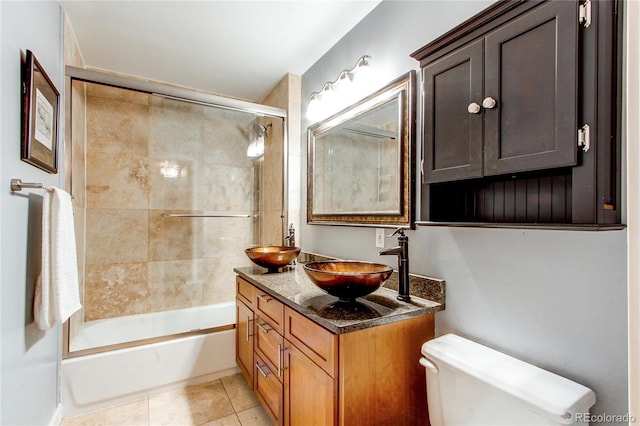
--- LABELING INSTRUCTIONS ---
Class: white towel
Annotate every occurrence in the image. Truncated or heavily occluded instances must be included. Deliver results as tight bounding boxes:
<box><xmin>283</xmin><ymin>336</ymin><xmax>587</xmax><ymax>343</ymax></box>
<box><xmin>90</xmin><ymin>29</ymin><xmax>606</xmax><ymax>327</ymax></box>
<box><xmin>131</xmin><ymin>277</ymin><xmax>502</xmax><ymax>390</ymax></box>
<box><xmin>34</xmin><ymin>187</ymin><xmax>82</xmax><ymax>330</ymax></box>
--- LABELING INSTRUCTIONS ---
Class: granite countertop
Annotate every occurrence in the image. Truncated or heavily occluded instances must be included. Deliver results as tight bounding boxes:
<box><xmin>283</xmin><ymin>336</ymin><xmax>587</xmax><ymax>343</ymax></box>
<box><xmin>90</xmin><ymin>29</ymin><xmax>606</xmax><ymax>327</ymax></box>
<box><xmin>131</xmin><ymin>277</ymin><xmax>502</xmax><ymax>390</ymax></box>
<box><xmin>234</xmin><ymin>257</ymin><xmax>445</xmax><ymax>335</ymax></box>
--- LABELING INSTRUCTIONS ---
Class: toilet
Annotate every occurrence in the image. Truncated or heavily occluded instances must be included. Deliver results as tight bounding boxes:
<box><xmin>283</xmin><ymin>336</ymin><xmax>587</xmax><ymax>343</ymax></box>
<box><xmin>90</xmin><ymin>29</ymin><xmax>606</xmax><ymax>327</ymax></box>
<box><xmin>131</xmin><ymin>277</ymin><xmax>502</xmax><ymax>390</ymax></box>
<box><xmin>420</xmin><ymin>334</ymin><xmax>596</xmax><ymax>425</ymax></box>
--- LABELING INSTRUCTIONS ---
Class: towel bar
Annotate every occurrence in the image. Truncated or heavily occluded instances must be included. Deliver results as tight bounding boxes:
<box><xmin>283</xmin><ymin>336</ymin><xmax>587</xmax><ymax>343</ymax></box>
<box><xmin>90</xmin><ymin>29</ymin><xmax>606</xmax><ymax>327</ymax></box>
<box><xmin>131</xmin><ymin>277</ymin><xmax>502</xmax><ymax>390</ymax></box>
<box><xmin>10</xmin><ymin>179</ymin><xmax>54</xmax><ymax>192</ymax></box>
<box><xmin>161</xmin><ymin>213</ymin><xmax>251</xmax><ymax>218</ymax></box>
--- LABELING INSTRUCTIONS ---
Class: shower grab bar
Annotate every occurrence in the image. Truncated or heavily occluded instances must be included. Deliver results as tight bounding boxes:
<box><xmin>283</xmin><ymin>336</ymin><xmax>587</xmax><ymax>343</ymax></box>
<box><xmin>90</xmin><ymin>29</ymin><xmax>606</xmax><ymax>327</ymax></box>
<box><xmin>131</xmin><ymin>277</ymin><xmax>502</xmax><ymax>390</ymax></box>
<box><xmin>10</xmin><ymin>179</ymin><xmax>54</xmax><ymax>192</ymax></box>
<box><xmin>161</xmin><ymin>213</ymin><xmax>251</xmax><ymax>218</ymax></box>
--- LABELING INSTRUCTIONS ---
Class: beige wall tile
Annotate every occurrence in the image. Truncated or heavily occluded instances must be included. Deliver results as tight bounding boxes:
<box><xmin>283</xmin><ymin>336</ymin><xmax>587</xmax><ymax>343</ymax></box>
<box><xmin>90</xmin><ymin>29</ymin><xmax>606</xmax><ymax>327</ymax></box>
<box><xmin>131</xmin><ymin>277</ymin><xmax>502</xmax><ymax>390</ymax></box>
<box><xmin>149</xmin><ymin>102</ymin><xmax>204</xmax><ymax>161</ymax></box>
<box><xmin>202</xmin><ymin>256</ymin><xmax>240</xmax><ymax>306</ymax></box>
<box><xmin>147</xmin><ymin>260</ymin><xmax>204</xmax><ymax>312</ymax></box>
<box><xmin>86</xmin><ymin>209</ymin><xmax>148</xmax><ymax>264</ymax></box>
<box><xmin>87</xmin><ymin>95</ymin><xmax>150</xmax><ymax>157</ymax></box>
<box><xmin>149</xmin><ymin>380</ymin><xmax>234</xmax><ymax>426</ymax></box>
<box><xmin>84</xmin><ymin>262</ymin><xmax>149</xmax><ymax>321</ymax></box>
<box><xmin>149</xmin><ymin>159</ymin><xmax>199</xmax><ymax>210</ymax></box>
<box><xmin>71</xmin><ymin>81</ymin><xmax>87</xmax><ymax>208</ymax></box>
<box><xmin>86</xmin><ymin>151</ymin><xmax>150</xmax><ymax>210</ymax></box>
<box><xmin>148</xmin><ymin>210</ymin><xmax>202</xmax><ymax>262</ymax></box>
<box><xmin>201</xmin><ymin>217</ymin><xmax>254</xmax><ymax>257</ymax></box>
<box><xmin>199</xmin><ymin>165</ymin><xmax>253</xmax><ymax>212</ymax></box>
<box><xmin>201</xmin><ymin>108</ymin><xmax>254</xmax><ymax>167</ymax></box>
<box><xmin>87</xmin><ymin>82</ymin><xmax>151</xmax><ymax>106</ymax></box>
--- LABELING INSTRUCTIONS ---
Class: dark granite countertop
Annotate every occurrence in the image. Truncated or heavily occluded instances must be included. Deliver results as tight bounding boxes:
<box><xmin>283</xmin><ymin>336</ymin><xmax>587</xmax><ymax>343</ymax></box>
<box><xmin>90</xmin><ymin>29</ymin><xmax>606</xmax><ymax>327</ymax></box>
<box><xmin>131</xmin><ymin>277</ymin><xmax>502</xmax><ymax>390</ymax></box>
<box><xmin>234</xmin><ymin>258</ymin><xmax>445</xmax><ymax>335</ymax></box>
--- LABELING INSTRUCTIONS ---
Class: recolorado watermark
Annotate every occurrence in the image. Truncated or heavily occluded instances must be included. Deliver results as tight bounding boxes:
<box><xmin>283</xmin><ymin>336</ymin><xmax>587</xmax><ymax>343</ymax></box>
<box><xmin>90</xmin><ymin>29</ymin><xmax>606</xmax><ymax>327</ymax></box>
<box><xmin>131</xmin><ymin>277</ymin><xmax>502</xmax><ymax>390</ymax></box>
<box><xmin>575</xmin><ymin>413</ymin><xmax>637</xmax><ymax>423</ymax></box>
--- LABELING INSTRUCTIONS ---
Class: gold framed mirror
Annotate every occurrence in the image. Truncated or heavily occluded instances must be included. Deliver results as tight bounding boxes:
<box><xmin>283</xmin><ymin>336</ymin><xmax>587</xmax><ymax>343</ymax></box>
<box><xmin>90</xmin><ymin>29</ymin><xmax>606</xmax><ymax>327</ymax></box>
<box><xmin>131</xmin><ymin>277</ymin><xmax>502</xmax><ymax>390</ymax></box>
<box><xmin>307</xmin><ymin>70</ymin><xmax>416</xmax><ymax>227</ymax></box>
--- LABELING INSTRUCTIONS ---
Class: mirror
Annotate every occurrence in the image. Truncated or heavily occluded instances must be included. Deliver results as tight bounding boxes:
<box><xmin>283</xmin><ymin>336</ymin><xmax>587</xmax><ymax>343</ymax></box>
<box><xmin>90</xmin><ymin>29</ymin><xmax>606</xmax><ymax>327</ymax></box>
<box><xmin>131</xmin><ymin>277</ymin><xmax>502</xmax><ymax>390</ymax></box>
<box><xmin>307</xmin><ymin>70</ymin><xmax>416</xmax><ymax>227</ymax></box>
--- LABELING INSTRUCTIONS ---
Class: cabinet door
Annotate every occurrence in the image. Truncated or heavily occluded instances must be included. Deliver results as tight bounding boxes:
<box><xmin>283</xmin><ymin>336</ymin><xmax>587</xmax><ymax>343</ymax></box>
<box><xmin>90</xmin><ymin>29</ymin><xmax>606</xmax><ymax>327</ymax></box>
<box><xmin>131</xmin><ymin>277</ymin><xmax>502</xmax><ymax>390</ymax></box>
<box><xmin>483</xmin><ymin>0</ymin><xmax>578</xmax><ymax>176</ymax></box>
<box><xmin>423</xmin><ymin>38</ymin><xmax>484</xmax><ymax>183</ymax></box>
<box><xmin>236</xmin><ymin>298</ymin><xmax>254</xmax><ymax>387</ymax></box>
<box><xmin>284</xmin><ymin>343</ymin><xmax>337</xmax><ymax>426</ymax></box>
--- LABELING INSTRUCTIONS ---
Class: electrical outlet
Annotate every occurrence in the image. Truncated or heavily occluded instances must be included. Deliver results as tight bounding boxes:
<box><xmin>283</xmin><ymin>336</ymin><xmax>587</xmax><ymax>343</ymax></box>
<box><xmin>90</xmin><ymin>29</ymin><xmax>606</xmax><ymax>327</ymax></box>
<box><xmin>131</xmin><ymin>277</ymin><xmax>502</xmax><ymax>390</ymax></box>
<box><xmin>375</xmin><ymin>228</ymin><xmax>385</xmax><ymax>248</ymax></box>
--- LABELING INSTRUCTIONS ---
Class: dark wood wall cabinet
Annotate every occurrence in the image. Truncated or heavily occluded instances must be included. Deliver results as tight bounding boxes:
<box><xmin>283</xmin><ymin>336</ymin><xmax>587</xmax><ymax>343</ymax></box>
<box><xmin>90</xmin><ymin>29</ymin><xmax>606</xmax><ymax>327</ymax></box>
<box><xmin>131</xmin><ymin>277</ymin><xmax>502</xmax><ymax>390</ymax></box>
<box><xmin>411</xmin><ymin>0</ymin><xmax>623</xmax><ymax>228</ymax></box>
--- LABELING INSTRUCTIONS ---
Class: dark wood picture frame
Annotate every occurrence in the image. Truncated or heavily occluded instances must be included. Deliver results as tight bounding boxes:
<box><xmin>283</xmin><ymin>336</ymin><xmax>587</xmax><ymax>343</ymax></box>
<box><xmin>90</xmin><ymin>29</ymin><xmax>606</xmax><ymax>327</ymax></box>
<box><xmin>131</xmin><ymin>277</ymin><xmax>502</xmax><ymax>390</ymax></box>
<box><xmin>22</xmin><ymin>49</ymin><xmax>59</xmax><ymax>174</ymax></box>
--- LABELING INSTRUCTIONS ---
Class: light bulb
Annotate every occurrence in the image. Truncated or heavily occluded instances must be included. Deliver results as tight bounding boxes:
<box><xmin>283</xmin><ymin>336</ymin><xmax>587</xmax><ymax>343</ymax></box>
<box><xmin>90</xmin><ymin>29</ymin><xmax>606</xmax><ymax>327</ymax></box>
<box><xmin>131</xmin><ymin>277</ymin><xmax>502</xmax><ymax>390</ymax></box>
<box><xmin>307</xmin><ymin>93</ymin><xmax>321</xmax><ymax>122</ymax></box>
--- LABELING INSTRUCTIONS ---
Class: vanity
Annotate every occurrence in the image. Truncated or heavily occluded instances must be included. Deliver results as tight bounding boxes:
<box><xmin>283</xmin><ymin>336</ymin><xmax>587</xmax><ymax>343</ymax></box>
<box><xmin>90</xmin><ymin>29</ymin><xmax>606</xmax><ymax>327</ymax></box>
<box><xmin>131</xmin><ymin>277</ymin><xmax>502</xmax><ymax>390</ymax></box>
<box><xmin>234</xmin><ymin>261</ymin><xmax>444</xmax><ymax>426</ymax></box>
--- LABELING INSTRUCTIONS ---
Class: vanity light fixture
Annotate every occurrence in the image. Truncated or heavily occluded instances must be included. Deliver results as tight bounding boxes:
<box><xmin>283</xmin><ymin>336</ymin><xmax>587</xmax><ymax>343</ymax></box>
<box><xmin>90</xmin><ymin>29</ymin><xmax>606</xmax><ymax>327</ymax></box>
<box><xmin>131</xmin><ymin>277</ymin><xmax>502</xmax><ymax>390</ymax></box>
<box><xmin>307</xmin><ymin>55</ymin><xmax>371</xmax><ymax>122</ymax></box>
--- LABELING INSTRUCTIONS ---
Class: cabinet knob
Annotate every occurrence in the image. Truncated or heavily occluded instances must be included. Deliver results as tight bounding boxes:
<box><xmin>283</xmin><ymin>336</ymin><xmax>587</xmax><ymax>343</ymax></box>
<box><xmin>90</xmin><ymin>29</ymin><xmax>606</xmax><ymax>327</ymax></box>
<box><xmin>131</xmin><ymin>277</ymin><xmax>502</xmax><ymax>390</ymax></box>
<box><xmin>467</xmin><ymin>102</ymin><xmax>481</xmax><ymax>114</ymax></box>
<box><xmin>482</xmin><ymin>97</ymin><xmax>497</xmax><ymax>109</ymax></box>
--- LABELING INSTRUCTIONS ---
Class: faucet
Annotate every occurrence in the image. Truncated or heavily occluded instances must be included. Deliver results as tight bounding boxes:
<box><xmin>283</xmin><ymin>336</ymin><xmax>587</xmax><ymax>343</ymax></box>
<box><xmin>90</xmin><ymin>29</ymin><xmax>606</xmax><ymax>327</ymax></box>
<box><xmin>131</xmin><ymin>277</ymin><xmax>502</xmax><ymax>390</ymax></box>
<box><xmin>378</xmin><ymin>227</ymin><xmax>411</xmax><ymax>302</ymax></box>
<box><xmin>284</xmin><ymin>223</ymin><xmax>295</xmax><ymax>247</ymax></box>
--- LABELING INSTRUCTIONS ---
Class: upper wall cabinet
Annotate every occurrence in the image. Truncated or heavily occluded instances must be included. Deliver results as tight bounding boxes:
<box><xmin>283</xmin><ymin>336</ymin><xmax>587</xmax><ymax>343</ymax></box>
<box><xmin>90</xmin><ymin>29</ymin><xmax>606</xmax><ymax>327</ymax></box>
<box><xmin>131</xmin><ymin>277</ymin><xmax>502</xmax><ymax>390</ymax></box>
<box><xmin>412</xmin><ymin>0</ymin><xmax>623</xmax><ymax>228</ymax></box>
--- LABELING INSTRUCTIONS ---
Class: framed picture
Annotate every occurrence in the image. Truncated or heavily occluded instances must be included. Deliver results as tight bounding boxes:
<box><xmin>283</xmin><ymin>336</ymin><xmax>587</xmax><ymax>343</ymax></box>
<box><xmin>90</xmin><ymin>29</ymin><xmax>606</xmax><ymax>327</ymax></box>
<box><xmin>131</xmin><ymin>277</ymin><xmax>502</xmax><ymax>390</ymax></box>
<box><xmin>22</xmin><ymin>49</ymin><xmax>59</xmax><ymax>174</ymax></box>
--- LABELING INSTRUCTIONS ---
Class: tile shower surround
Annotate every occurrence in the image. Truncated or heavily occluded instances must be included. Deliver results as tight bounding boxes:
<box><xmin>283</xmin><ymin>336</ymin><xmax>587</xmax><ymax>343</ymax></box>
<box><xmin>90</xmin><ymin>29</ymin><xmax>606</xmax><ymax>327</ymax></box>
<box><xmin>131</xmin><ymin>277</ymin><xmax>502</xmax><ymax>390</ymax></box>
<box><xmin>81</xmin><ymin>83</ymin><xmax>258</xmax><ymax>321</ymax></box>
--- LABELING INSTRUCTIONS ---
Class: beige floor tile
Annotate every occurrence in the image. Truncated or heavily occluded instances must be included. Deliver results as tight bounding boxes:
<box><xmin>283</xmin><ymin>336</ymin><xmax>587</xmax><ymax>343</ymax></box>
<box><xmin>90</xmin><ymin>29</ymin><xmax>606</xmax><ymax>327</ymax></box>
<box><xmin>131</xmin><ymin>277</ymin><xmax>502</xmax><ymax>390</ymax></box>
<box><xmin>221</xmin><ymin>373</ymin><xmax>260</xmax><ymax>412</ymax></box>
<box><xmin>149</xmin><ymin>380</ymin><xmax>235</xmax><ymax>426</ymax></box>
<box><xmin>236</xmin><ymin>406</ymin><xmax>272</xmax><ymax>426</ymax></box>
<box><xmin>61</xmin><ymin>398</ymin><xmax>149</xmax><ymax>426</ymax></box>
<box><xmin>203</xmin><ymin>414</ymin><xmax>241</xmax><ymax>426</ymax></box>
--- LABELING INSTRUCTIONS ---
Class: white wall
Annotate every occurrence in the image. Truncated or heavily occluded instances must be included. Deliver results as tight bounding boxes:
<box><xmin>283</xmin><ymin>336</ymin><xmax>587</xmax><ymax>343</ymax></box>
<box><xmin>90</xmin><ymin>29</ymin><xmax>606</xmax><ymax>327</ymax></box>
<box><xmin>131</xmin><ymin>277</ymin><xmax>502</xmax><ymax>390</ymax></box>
<box><xmin>1</xmin><ymin>1</ymin><xmax>64</xmax><ymax>424</ymax></box>
<box><xmin>301</xmin><ymin>1</ymin><xmax>629</xmax><ymax>423</ymax></box>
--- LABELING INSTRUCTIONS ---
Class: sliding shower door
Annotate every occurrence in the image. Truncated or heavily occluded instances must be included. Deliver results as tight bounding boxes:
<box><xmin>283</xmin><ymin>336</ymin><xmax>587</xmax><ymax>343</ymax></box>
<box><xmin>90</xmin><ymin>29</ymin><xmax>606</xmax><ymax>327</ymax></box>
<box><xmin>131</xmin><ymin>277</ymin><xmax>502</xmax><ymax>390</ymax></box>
<box><xmin>66</xmin><ymin>77</ymin><xmax>285</xmax><ymax>354</ymax></box>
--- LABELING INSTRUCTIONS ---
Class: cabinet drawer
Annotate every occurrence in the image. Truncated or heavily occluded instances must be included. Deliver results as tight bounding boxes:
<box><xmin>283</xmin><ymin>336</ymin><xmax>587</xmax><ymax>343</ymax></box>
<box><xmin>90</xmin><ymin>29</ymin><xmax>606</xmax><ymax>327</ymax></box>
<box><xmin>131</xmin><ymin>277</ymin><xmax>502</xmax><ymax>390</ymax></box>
<box><xmin>236</xmin><ymin>276</ymin><xmax>255</xmax><ymax>308</ymax></box>
<box><xmin>284</xmin><ymin>307</ymin><xmax>337</xmax><ymax>378</ymax></box>
<box><xmin>255</xmin><ymin>353</ymin><xmax>283</xmax><ymax>426</ymax></box>
<box><xmin>255</xmin><ymin>315</ymin><xmax>284</xmax><ymax>382</ymax></box>
<box><xmin>255</xmin><ymin>292</ymin><xmax>284</xmax><ymax>334</ymax></box>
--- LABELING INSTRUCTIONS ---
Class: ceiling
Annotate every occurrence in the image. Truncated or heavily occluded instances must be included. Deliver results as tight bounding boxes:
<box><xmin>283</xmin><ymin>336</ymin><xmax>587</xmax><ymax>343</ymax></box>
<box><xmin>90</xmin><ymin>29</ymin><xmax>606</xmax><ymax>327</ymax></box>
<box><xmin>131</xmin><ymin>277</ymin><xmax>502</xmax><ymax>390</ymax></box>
<box><xmin>61</xmin><ymin>1</ymin><xmax>382</xmax><ymax>103</ymax></box>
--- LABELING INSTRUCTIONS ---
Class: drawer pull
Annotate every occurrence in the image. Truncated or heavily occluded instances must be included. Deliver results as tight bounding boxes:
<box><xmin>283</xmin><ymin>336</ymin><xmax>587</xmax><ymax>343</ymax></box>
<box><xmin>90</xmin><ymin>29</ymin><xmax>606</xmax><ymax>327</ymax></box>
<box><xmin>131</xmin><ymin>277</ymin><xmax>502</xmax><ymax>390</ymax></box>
<box><xmin>256</xmin><ymin>322</ymin><xmax>272</xmax><ymax>333</ymax></box>
<box><xmin>256</xmin><ymin>362</ymin><xmax>270</xmax><ymax>378</ymax></box>
<box><xmin>257</xmin><ymin>294</ymin><xmax>272</xmax><ymax>303</ymax></box>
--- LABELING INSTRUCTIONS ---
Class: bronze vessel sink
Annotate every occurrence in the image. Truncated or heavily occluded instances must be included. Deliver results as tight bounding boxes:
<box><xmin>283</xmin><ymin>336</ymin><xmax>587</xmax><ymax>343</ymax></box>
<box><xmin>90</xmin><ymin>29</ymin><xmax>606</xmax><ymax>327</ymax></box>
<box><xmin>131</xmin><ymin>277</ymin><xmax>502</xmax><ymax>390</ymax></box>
<box><xmin>303</xmin><ymin>261</ymin><xmax>393</xmax><ymax>302</ymax></box>
<box><xmin>245</xmin><ymin>246</ymin><xmax>301</xmax><ymax>272</ymax></box>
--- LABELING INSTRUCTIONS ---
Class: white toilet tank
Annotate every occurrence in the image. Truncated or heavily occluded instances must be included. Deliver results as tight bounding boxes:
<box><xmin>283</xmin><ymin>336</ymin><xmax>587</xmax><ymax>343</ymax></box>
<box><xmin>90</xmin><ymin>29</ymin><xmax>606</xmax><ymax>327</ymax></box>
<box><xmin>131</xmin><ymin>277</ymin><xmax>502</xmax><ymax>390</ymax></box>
<box><xmin>420</xmin><ymin>334</ymin><xmax>596</xmax><ymax>426</ymax></box>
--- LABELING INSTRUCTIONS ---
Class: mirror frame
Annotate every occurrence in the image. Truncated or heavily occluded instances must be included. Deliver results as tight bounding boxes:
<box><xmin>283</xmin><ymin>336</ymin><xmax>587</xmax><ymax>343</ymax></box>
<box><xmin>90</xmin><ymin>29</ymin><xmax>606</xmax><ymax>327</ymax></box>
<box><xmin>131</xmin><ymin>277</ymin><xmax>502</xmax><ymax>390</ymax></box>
<box><xmin>307</xmin><ymin>70</ymin><xmax>416</xmax><ymax>228</ymax></box>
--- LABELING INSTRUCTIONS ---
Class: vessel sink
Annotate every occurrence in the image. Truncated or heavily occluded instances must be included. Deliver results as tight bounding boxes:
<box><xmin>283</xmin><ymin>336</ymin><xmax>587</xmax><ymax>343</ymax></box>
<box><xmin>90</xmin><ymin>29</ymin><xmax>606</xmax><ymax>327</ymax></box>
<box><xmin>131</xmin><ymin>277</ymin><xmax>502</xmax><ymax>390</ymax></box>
<box><xmin>245</xmin><ymin>246</ymin><xmax>301</xmax><ymax>272</ymax></box>
<box><xmin>303</xmin><ymin>261</ymin><xmax>393</xmax><ymax>302</ymax></box>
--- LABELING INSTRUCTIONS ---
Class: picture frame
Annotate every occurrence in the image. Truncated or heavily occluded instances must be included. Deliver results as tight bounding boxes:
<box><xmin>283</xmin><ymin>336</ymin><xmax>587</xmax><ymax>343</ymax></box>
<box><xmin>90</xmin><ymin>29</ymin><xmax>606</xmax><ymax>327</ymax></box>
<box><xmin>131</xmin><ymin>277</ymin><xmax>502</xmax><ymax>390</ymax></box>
<box><xmin>22</xmin><ymin>49</ymin><xmax>59</xmax><ymax>174</ymax></box>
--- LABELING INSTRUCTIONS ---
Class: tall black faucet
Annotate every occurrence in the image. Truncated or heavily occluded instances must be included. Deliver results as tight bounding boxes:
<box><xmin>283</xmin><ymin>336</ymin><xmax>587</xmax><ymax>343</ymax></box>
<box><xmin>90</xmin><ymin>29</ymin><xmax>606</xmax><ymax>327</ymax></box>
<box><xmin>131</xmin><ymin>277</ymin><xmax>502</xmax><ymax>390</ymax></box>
<box><xmin>378</xmin><ymin>227</ymin><xmax>411</xmax><ymax>302</ymax></box>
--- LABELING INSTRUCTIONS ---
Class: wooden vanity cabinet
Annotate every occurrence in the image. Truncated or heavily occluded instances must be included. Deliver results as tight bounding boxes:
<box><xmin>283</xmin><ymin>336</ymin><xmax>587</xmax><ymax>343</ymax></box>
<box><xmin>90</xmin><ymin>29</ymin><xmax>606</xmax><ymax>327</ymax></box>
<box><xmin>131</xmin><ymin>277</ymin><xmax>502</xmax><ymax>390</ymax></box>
<box><xmin>236</xmin><ymin>275</ymin><xmax>435</xmax><ymax>425</ymax></box>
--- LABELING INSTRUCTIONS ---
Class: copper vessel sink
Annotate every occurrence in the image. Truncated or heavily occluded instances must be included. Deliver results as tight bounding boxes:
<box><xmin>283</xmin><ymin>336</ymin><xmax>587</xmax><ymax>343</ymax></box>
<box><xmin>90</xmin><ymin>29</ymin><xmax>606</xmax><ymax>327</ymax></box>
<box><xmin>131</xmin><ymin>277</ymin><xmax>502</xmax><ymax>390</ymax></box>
<box><xmin>245</xmin><ymin>246</ymin><xmax>301</xmax><ymax>272</ymax></box>
<box><xmin>303</xmin><ymin>261</ymin><xmax>393</xmax><ymax>302</ymax></box>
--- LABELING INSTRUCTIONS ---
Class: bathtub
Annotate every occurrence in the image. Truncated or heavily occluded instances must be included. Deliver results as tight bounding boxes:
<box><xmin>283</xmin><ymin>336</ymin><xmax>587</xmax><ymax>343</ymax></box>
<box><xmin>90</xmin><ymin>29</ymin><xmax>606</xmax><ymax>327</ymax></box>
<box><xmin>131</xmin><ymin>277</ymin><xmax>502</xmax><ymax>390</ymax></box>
<box><xmin>61</xmin><ymin>302</ymin><xmax>239</xmax><ymax>417</ymax></box>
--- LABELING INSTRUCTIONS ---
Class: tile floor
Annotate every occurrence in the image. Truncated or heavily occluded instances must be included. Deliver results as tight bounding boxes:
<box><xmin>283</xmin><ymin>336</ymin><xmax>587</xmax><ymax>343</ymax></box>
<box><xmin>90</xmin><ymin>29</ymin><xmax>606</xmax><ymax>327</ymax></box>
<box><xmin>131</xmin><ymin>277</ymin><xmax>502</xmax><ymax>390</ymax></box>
<box><xmin>61</xmin><ymin>373</ymin><xmax>272</xmax><ymax>426</ymax></box>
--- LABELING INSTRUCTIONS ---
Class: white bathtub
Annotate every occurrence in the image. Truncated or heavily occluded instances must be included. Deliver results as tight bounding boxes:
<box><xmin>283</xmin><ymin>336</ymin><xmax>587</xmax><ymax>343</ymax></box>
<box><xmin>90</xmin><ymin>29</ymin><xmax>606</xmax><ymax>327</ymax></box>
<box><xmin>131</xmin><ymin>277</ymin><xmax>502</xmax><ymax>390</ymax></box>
<box><xmin>61</xmin><ymin>303</ymin><xmax>239</xmax><ymax>417</ymax></box>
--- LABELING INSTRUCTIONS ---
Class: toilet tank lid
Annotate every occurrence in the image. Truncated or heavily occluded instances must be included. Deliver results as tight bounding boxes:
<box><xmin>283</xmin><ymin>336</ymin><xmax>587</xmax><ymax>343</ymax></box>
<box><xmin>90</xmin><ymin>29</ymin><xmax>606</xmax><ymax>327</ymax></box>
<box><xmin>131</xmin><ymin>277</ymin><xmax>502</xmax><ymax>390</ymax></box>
<box><xmin>421</xmin><ymin>334</ymin><xmax>596</xmax><ymax>424</ymax></box>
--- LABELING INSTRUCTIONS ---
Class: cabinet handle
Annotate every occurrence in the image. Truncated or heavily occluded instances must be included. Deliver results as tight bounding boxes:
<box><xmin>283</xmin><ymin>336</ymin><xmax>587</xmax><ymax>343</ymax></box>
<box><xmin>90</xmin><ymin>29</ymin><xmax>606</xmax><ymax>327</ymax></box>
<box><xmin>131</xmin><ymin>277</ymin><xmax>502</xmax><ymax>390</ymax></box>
<box><xmin>256</xmin><ymin>362</ymin><xmax>270</xmax><ymax>378</ymax></box>
<box><xmin>467</xmin><ymin>102</ymin><xmax>481</xmax><ymax>114</ymax></box>
<box><xmin>482</xmin><ymin>97</ymin><xmax>497</xmax><ymax>109</ymax></box>
<box><xmin>246</xmin><ymin>316</ymin><xmax>252</xmax><ymax>341</ymax></box>
<box><xmin>257</xmin><ymin>294</ymin><xmax>272</xmax><ymax>303</ymax></box>
<box><xmin>277</xmin><ymin>344</ymin><xmax>282</xmax><ymax>377</ymax></box>
<box><xmin>256</xmin><ymin>322</ymin><xmax>271</xmax><ymax>334</ymax></box>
